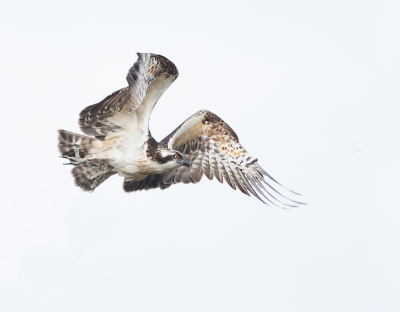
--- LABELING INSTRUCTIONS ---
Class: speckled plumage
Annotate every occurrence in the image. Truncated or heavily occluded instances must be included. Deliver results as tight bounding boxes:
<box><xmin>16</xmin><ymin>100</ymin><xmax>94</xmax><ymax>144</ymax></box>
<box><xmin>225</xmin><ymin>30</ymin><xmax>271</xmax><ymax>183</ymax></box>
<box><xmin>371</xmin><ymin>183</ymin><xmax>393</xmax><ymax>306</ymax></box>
<box><xmin>58</xmin><ymin>53</ymin><xmax>303</xmax><ymax>207</ymax></box>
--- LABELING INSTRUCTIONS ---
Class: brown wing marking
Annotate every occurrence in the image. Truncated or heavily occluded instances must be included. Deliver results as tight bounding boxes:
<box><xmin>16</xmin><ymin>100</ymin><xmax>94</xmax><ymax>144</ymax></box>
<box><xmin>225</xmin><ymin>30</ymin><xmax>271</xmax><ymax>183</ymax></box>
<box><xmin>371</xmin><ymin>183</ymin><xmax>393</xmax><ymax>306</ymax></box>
<box><xmin>78</xmin><ymin>53</ymin><xmax>179</xmax><ymax>139</ymax></box>
<box><xmin>124</xmin><ymin>110</ymin><xmax>303</xmax><ymax>208</ymax></box>
<box><xmin>123</xmin><ymin>174</ymin><xmax>172</xmax><ymax>192</ymax></box>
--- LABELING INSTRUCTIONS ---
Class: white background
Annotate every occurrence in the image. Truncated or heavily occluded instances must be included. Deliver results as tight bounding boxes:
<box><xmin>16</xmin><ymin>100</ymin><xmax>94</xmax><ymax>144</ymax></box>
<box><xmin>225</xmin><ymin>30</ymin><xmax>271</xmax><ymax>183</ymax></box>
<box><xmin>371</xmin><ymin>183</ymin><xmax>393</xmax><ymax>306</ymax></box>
<box><xmin>1</xmin><ymin>1</ymin><xmax>399</xmax><ymax>311</ymax></box>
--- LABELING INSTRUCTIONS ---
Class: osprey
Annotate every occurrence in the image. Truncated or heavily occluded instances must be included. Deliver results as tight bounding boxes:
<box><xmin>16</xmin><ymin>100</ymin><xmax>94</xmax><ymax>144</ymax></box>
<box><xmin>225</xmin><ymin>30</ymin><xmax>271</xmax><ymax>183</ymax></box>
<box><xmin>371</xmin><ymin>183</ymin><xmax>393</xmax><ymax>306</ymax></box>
<box><xmin>58</xmin><ymin>53</ymin><xmax>302</xmax><ymax>207</ymax></box>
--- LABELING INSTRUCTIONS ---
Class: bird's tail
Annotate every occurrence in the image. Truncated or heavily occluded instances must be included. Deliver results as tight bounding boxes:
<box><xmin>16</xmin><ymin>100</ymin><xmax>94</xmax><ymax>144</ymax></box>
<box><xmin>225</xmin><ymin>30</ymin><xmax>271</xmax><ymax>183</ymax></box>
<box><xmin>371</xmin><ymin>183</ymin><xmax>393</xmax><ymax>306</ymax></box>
<box><xmin>58</xmin><ymin>130</ymin><xmax>116</xmax><ymax>191</ymax></box>
<box><xmin>70</xmin><ymin>160</ymin><xmax>116</xmax><ymax>191</ymax></box>
<box><xmin>58</xmin><ymin>130</ymin><xmax>96</xmax><ymax>158</ymax></box>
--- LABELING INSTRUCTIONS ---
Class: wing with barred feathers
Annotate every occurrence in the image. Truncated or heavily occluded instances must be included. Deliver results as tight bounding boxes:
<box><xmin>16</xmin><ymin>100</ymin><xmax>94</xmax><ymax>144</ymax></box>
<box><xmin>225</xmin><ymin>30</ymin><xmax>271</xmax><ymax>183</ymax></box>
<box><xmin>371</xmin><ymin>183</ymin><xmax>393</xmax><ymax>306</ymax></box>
<box><xmin>78</xmin><ymin>53</ymin><xmax>179</xmax><ymax>139</ymax></box>
<box><xmin>124</xmin><ymin>110</ymin><xmax>303</xmax><ymax>208</ymax></box>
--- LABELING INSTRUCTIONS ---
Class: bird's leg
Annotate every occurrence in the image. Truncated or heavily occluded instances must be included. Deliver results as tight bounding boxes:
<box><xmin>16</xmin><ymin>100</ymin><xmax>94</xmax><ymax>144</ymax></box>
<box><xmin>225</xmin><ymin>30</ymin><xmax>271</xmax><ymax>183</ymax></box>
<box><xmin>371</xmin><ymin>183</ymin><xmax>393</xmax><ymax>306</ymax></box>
<box><xmin>90</xmin><ymin>164</ymin><xmax>112</xmax><ymax>192</ymax></box>
<box><xmin>60</xmin><ymin>144</ymin><xmax>89</xmax><ymax>165</ymax></box>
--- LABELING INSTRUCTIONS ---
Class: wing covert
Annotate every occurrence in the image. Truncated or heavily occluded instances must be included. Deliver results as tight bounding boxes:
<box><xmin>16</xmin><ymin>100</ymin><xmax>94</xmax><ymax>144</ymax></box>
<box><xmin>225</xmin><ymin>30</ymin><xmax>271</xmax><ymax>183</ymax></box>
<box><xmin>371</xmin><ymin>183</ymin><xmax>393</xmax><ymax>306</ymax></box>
<box><xmin>125</xmin><ymin>110</ymin><xmax>303</xmax><ymax>208</ymax></box>
<box><xmin>78</xmin><ymin>53</ymin><xmax>178</xmax><ymax>139</ymax></box>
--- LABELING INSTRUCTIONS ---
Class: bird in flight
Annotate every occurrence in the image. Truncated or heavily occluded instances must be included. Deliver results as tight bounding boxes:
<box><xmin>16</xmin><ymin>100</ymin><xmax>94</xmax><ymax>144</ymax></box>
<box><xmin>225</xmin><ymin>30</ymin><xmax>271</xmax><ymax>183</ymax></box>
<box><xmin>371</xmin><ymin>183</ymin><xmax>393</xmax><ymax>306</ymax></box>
<box><xmin>58</xmin><ymin>53</ymin><xmax>302</xmax><ymax>207</ymax></box>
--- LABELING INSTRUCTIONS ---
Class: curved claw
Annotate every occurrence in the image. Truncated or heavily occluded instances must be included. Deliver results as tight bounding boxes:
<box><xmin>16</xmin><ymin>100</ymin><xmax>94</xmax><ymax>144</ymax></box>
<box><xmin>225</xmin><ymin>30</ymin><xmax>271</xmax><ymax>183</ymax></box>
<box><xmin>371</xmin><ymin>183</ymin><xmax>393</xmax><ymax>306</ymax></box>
<box><xmin>59</xmin><ymin>154</ymin><xmax>88</xmax><ymax>166</ymax></box>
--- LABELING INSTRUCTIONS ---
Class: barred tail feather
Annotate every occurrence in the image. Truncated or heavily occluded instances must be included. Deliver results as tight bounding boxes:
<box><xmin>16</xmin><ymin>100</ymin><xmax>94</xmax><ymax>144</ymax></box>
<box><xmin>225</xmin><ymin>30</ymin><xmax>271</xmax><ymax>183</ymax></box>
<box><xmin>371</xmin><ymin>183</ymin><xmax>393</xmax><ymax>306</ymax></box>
<box><xmin>72</xmin><ymin>160</ymin><xmax>116</xmax><ymax>191</ymax></box>
<box><xmin>58</xmin><ymin>129</ymin><xmax>116</xmax><ymax>191</ymax></box>
<box><xmin>58</xmin><ymin>129</ymin><xmax>96</xmax><ymax>158</ymax></box>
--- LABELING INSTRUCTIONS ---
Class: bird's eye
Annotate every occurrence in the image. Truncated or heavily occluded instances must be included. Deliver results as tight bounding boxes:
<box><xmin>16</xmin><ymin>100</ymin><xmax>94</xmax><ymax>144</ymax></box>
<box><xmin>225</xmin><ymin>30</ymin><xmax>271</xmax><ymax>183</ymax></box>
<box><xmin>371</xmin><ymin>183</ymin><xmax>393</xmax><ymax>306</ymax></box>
<box><xmin>174</xmin><ymin>154</ymin><xmax>179</xmax><ymax>159</ymax></box>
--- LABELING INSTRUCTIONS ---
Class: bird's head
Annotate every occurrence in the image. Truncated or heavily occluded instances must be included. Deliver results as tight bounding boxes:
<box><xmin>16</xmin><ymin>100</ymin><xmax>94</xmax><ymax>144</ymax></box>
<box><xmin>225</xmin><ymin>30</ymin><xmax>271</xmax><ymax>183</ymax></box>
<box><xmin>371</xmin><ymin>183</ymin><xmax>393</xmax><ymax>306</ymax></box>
<box><xmin>155</xmin><ymin>148</ymin><xmax>190</xmax><ymax>172</ymax></box>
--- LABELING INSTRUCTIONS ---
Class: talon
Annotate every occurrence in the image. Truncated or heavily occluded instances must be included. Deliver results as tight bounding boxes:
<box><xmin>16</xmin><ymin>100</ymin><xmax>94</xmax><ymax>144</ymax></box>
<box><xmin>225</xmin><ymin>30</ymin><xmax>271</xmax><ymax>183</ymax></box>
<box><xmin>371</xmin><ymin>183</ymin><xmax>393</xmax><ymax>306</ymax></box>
<box><xmin>59</xmin><ymin>153</ymin><xmax>88</xmax><ymax>165</ymax></box>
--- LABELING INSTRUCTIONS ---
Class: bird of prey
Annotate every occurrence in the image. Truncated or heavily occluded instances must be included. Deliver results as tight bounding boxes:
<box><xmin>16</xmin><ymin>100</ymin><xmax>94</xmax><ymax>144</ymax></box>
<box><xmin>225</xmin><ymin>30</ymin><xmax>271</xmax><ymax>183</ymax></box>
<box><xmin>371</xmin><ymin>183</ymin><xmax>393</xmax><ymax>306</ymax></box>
<box><xmin>58</xmin><ymin>53</ymin><xmax>302</xmax><ymax>207</ymax></box>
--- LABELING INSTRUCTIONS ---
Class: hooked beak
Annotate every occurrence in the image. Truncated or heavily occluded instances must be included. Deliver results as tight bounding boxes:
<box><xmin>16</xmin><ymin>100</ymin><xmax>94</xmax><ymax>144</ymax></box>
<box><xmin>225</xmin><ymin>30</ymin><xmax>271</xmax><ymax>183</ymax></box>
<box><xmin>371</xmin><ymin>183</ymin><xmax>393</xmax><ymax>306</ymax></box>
<box><xmin>178</xmin><ymin>157</ymin><xmax>190</xmax><ymax>167</ymax></box>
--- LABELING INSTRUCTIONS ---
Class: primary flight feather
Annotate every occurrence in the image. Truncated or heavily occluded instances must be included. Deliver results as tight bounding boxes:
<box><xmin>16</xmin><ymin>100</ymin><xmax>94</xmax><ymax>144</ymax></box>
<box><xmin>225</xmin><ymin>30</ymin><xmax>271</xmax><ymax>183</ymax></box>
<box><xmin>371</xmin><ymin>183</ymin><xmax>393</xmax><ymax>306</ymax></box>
<box><xmin>58</xmin><ymin>53</ymin><xmax>302</xmax><ymax>207</ymax></box>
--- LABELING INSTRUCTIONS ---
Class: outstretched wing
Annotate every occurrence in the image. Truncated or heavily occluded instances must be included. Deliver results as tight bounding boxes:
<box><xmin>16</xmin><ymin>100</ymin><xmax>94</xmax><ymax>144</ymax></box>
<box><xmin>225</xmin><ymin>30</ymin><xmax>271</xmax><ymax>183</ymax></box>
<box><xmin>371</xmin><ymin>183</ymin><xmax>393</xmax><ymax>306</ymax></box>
<box><xmin>123</xmin><ymin>110</ymin><xmax>303</xmax><ymax>208</ymax></box>
<box><xmin>78</xmin><ymin>53</ymin><xmax>178</xmax><ymax>139</ymax></box>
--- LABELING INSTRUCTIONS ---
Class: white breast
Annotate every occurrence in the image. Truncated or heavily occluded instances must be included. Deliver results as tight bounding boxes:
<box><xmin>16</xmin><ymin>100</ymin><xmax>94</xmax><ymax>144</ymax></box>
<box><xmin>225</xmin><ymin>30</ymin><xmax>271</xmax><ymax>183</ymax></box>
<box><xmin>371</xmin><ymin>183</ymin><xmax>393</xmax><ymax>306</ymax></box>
<box><xmin>108</xmin><ymin>130</ymin><xmax>148</xmax><ymax>177</ymax></box>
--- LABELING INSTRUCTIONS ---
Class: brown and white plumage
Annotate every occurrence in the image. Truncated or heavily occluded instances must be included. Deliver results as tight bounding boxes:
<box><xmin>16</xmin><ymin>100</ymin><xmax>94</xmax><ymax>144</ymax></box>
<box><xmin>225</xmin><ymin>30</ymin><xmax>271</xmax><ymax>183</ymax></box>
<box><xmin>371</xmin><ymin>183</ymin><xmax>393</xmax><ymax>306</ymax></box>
<box><xmin>78</xmin><ymin>53</ymin><xmax>178</xmax><ymax>139</ymax></box>
<box><xmin>58</xmin><ymin>53</ymin><xmax>302</xmax><ymax>207</ymax></box>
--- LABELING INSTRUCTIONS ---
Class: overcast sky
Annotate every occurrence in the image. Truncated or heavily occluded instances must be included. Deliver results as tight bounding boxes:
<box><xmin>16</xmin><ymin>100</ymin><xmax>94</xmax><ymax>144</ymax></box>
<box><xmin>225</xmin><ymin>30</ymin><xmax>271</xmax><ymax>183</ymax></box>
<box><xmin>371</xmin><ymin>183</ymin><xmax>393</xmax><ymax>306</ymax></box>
<box><xmin>1</xmin><ymin>0</ymin><xmax>399</xmax><ymax>311</ymax></box>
